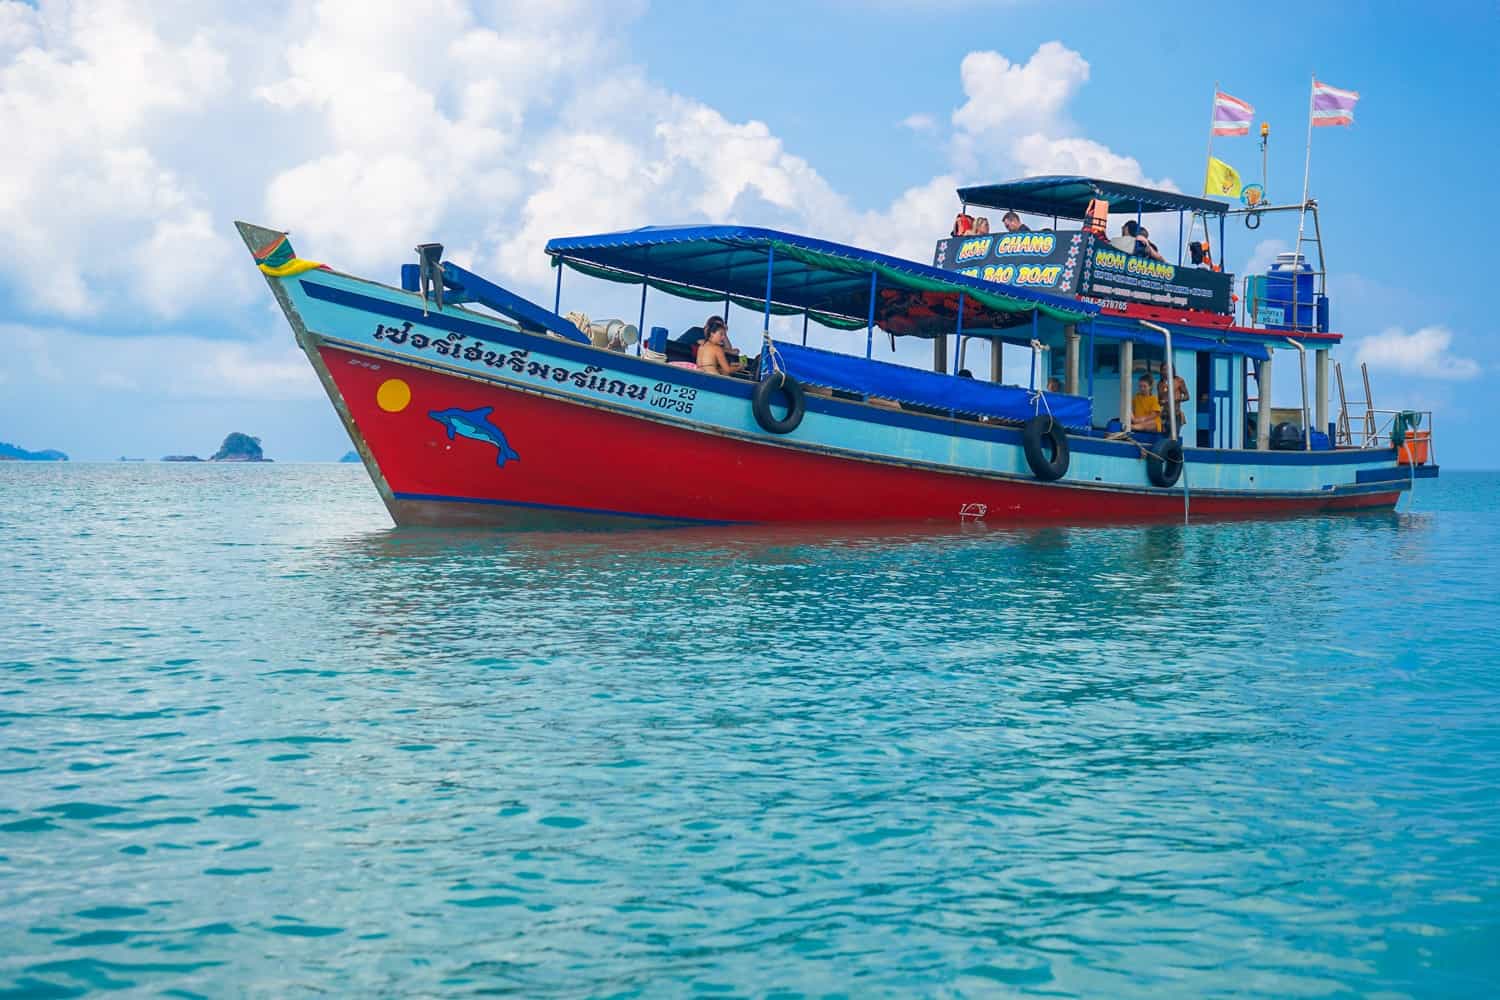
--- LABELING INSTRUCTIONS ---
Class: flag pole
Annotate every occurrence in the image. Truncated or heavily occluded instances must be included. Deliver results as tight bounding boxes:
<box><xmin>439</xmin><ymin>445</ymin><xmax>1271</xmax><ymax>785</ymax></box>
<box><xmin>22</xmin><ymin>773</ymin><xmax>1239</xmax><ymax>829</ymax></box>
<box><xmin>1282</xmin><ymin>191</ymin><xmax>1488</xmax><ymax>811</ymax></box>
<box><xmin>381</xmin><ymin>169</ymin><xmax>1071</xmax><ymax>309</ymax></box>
<box><xmin>1297</xmin><ymin>73</ymin><xmax>1315</xmax><ymax>248</ymax></box>
<box><xmin>1199</xmin><ymin>82</ymin><xmax>1219</xmax><ymax>246</ymax></box>
<box><xmin>1206</xmin><ymin>81</ymin><xmax>1219</xmax><ymax>175</ymax></box>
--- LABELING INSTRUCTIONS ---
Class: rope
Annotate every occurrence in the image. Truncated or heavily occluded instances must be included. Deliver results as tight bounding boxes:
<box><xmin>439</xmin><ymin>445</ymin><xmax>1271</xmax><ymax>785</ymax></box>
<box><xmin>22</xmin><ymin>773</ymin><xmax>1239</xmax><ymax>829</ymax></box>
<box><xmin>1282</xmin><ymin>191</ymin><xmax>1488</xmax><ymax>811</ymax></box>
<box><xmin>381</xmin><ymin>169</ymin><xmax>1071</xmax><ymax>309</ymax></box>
<box><xmin>760</xmin><ymin>330</ymin><xmax>787</xmax><ymax>380</ymax></box>
<box><xmin>1027</xmin><ymin>339</ymin><xmax>1053</xmax><ymax>424</ymax></box>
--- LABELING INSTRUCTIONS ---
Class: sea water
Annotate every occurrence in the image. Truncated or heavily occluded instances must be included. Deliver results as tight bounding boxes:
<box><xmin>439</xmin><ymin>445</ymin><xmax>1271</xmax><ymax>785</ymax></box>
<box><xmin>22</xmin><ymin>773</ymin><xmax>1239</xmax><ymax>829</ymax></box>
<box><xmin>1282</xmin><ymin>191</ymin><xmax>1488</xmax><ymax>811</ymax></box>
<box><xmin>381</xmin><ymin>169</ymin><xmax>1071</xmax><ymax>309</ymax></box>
<box><xmin>1</xmin><ymin>463</ymin><xmax>1496</xmax><ymax>998</ymax></box>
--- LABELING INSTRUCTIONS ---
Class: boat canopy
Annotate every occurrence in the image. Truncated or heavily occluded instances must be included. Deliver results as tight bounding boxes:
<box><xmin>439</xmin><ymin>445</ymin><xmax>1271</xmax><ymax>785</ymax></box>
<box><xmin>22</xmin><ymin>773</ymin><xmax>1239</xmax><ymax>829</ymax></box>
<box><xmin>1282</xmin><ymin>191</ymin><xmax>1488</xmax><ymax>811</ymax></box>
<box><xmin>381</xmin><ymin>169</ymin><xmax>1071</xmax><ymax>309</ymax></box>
<box><xmin>957</xmin><ymin>176</ymin><xmax>1226</xmax><ymax>220</ymax></box>
<box><xmin>544</xmin><ymin>224</ymin><xmax>1098</xmax><ymax>337</ymax></box>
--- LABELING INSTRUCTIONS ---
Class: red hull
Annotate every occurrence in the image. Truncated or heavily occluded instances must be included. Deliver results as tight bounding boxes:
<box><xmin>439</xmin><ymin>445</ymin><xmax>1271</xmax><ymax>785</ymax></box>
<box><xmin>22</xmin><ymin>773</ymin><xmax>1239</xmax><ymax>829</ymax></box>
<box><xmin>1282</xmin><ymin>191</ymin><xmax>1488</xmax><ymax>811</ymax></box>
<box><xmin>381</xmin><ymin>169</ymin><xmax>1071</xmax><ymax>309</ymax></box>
<box><xmin>321</xmin><ymin>346</ymin><xmax>1399</xmax><ymax>528</ymax></box>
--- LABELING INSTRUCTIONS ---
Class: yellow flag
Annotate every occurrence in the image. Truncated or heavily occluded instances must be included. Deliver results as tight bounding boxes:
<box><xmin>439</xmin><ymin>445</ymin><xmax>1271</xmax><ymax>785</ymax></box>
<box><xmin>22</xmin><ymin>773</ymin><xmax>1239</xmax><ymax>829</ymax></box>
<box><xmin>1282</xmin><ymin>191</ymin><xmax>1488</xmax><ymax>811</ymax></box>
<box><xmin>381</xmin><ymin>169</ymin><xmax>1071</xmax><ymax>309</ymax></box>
<box><xmin>1204</xmin><ymin>156</ymin><xmax>1242</xmax><ymax>199</ymax></box>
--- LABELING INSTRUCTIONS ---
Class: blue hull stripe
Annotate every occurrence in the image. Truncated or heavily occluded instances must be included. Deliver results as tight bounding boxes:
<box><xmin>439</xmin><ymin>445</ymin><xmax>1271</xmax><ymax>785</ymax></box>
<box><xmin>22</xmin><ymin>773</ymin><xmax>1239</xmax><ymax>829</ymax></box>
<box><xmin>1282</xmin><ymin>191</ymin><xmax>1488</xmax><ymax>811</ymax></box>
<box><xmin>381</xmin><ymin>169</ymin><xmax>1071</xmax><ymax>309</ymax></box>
<box><xmin>391</xmin><ymin>491</ymin><xmax>741</xmax><ymax>525</ymax></box>
<box><xmin>1357</xmin><ymin>465</ymin><xmax>1440</xmax><ymax>483</ymax></box>
<box><xmin>305</xmin><ymin>278</ymin><xmax>1398</xmax><ymax>470</ymax></box>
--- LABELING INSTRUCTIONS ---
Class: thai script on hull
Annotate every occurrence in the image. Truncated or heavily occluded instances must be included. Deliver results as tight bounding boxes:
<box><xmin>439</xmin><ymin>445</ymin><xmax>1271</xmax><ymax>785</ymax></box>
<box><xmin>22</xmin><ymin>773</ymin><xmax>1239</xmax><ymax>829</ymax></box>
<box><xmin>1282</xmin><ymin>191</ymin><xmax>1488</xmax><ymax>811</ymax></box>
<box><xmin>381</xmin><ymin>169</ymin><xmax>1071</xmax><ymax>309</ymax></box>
<box><xmin>370</xmin><ymin>321</ymin><xmax>649</xmax><ymax>402</ymax></box>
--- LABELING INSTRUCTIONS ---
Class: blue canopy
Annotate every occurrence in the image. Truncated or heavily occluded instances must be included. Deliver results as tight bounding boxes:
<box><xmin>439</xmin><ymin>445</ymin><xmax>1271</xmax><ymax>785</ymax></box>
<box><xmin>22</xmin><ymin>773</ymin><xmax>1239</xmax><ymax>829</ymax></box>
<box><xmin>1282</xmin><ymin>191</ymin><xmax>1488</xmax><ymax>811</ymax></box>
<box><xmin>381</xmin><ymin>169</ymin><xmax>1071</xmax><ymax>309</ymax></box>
<box><xmin>957</xmin><ymin>176</ymin><xmax>1226</xmax><ymax>220</ymax></box>
<box><xmin>545</xmin><ymin>224</ymin><xmax>1098</xmax><ymax>336</ymax></box>
<box><xmin>773</xmin><ymin>340</ymin><xmax>1092</xmax><ymax>429</ymax></box>
<box><xmin>1094</xmin><ymin>320</ymin><xmax>1270</xmax><ymax>360</ymax></box>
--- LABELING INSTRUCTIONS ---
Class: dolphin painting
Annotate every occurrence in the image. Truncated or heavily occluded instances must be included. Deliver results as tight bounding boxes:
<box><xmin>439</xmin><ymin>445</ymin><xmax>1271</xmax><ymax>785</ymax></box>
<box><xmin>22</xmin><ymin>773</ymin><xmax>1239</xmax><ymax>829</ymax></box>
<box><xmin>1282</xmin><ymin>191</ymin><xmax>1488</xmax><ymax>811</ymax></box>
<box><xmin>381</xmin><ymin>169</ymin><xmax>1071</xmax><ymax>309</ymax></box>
<box><xmin>427</xmin><ymin>406</ymin><xmax>520</xmax><ymax>468</ymax></box>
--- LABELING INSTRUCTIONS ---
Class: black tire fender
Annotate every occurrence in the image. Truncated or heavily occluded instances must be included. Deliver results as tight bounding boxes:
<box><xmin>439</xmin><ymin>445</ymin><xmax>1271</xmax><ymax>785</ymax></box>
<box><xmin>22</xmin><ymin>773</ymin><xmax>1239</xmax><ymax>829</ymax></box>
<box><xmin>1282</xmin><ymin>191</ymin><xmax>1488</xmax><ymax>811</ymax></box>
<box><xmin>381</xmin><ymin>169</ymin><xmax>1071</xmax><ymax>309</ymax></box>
<box><xmin>1021</xmin><ymin>415</ymin><xmax>1069</xmax><ymax>481</ymax></box>
<box><xmin>1147</xmin><ymin>438</ymin><xmax>1185</xmax><ymax>488</ymax></box>
<box><xmin>752</xmin><ymin>373</ymin><xmax>806</xmax><ymax>434</ymax></box>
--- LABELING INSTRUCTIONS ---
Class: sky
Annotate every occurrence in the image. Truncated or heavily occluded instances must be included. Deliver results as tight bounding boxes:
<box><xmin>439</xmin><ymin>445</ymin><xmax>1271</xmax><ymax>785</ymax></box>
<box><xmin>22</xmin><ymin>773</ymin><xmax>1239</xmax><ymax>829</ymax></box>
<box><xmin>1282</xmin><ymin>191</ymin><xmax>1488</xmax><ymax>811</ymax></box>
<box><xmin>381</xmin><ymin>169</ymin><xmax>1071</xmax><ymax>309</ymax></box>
<box><xmin>1</xmin><ymin>0</ymin><xmax>1495</xmax><ymax>466</ymax></box>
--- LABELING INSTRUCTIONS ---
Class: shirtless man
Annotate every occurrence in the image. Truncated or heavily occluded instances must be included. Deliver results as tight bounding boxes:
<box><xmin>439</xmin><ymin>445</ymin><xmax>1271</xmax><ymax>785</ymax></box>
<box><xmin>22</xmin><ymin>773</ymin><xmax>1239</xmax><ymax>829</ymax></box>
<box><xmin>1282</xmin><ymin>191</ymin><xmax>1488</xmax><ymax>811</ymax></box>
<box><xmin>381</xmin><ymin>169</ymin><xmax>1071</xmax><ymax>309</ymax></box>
<box><xmin>1158</xmin><ymin>367</ymin><xmax>1189</xmax><ymax>433</ymax></box>
<box><xmin>695</xmin><ymin>317</ymin><xmax>745</xmax><ymax>376</ymax></box>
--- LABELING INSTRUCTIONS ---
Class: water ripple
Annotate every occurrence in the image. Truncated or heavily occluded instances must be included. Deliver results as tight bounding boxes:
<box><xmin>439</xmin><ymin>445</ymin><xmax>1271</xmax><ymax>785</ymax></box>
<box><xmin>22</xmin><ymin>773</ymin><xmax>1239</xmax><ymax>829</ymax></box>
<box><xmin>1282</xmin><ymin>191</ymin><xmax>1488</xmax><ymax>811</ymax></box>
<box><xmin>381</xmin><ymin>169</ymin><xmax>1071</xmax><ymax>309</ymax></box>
<box><xmin>0</xmin><ymin>465</ymin><xmax>1497</xmax><ymax>997</ymax></box>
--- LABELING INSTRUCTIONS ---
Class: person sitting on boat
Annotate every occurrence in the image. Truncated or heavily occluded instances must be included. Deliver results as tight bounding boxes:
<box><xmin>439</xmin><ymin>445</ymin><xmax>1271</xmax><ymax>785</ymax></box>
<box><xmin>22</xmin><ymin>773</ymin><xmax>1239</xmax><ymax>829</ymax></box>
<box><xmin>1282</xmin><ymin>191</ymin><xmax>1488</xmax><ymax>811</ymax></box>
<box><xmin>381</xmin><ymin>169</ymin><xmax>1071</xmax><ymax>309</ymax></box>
<box><xmin>1131</xmin><ymin>374</ymin><xmax>1162</xmax><ymax>433</ymax></box>
<box><xmin>1134</xmin><ymin>225</ymin><xmax>1166</xmax><ymax>262</ymax></box>
<box><xmin>1002</xmin><ymin>211</ymin><xmax>1030</xmax><ymax>233</ymax></box>
<box><xmin>696</xmin><ymin>317</ymin><xmax>745</xmax><ymax>376</ymax></box>
<box><xmin>1113</xmin><ymin>221</ymin><xmax>1165</xmax><ymax>261</ymax></box>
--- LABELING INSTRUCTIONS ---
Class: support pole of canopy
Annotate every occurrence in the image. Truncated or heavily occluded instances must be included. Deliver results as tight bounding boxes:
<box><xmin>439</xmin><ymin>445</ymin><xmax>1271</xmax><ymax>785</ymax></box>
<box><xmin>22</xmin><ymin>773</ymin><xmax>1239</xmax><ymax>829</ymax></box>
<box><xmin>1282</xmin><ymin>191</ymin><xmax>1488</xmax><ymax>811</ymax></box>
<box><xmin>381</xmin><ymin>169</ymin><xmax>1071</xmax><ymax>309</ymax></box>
<box><xmin>990</xmin><ymin>340</ymin><xmax>1002</xmax><ymax>384</ymax></box>
<box><xmin>953</xmin><ymin>294</ymin><xmax>966</xmax><ymax>376</ymax></box>
<box><xmin>1178</xmin><ymin>211</ymin><xmax>1184</xmax><ymax>265</ymax></box>
<box><xmin>1087</xmin><ymin>318</ymin><xmax>1096</xmax><ymax>399</ymax></box>
<box><xmin>1119</xmin><ymin>339</ymin><xmax>1134</xmax><ymax>431</ymax></box>
<box><xmin>762</xmin><ymin>246</ymin><xmax>775</xmax><ymax>339</ymax></box>
<box><xmin>1286</xmin><ymin>338</ymin><xmax>1311</xmax><ymax>450</ymax></box>
<box><xmin>1029</xmin><ymin>310</ymin><xmax>1039</xmax><ymax>391</ymax></box>
<box><xmin>637</xmin><ymin>280</ymin><xmax>648</xmax><ymax>356</ymax></box>
<box><xmin>1219</xmin><ymin>213</ymin><xmax>1226</xmax><ymax>269</ymax></box>
<box><xmin>1144</xmin><ymin>322</ymin><xmax>1178</xmax><ymax>441</ymax></box>
<box><xmin>1064</xmin><ymin>323</ymin><xmax>1079</xmax><ymax>395</ymax></box>
<box><xmin>1315</xmin><ymin>348</ymin><xmax>1329</xmax><ymax>436</ymax></box>
<box><xmin>934</xmin><ymin>334</ymin><xmax>947</xmax><ymax>373</ymax></box>
<box><xmin>865</xmin><ymin>270</ymin><xmax>877</xmax><ymax>360</ymax></box>
<box><xmin>801</xmin><ymin>310</ymin><xmax>809</xmax><ymax>347</ymax></box>
<box><xmin>1143</xmin><ymin>321</ymin><xmax>1188</xmax><ymax>522</ymax></box>
<box><xmin>1257</xmin><ymin>352</ymin><xmax>1274</xmax><ymax>451</ymax></box>
<box><xmin>553</xmin><ymin>264</ymin><xmax>562</xmax><ymax>314</ymax></box>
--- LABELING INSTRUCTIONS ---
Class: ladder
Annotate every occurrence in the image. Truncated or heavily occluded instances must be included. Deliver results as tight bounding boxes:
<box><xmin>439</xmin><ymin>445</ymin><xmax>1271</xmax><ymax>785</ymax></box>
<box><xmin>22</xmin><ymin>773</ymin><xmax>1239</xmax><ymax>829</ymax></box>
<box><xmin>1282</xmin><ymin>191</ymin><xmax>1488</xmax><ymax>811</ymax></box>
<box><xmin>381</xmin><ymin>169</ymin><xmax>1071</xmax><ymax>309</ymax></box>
<box><xmin>1289</xmin><ymin>203</ymin><xmax>1328</xmax><ymax>333</ymax></box>
<box><xmin>1334</xmin><ymin>361</ymin><xmax>1375</xmax><ymax>447</ymax></box>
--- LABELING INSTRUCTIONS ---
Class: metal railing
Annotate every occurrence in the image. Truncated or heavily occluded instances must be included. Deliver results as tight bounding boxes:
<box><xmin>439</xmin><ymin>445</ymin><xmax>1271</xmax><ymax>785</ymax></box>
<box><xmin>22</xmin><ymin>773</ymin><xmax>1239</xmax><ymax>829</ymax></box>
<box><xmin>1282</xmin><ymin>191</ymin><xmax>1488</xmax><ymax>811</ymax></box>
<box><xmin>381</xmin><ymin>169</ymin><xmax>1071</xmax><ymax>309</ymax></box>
<box><xmin>1355</xmin><ymin>408</ymin><xmax>1436</xmax><ymax>461</ymax></box>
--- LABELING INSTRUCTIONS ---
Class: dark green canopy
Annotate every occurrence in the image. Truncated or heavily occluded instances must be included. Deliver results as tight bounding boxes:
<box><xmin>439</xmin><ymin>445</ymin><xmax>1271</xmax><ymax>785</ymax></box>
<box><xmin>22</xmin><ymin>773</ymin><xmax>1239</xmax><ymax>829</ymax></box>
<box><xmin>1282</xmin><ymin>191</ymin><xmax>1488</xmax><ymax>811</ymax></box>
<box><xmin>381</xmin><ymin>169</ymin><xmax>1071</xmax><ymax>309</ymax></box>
<box><xmin>957</xmin><ymin>176</ymin><xmax>1226</xmax><ymax>220</ymax></box>
<box><xmin>544</xmin><ymin>224</ymin><xmax>1097</xmax><ymax>337</ymax></box>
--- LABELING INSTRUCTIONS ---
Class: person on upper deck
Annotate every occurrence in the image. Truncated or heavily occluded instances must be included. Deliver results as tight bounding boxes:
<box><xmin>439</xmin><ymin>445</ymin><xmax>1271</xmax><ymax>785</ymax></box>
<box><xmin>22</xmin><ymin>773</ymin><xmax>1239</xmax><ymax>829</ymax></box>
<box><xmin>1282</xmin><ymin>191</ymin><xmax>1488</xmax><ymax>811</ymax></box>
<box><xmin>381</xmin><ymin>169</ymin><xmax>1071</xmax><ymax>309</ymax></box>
<box><xmin>1002</xmin><ymin>211</ymin><xmax>1030</xmax><ymax>233</ymax></box>
<box><xmin>1113</xmin><ymin>221</ymin><xmax>1165</xmax><ymax>261</ymax></box>
<box><xmin>1135</xmin><ymin>225</ymin><xmax>1166</xmax><ymax>262</ymax></box>
<box><xmin>1131</xmin><ymin>374</ymin><xmax>1162</xmax><ymax>432</ymax></box>
<box><xmin>695</xmin><ymin>316</ymin><xmax>745</xmax><ymax>376</ymax></box>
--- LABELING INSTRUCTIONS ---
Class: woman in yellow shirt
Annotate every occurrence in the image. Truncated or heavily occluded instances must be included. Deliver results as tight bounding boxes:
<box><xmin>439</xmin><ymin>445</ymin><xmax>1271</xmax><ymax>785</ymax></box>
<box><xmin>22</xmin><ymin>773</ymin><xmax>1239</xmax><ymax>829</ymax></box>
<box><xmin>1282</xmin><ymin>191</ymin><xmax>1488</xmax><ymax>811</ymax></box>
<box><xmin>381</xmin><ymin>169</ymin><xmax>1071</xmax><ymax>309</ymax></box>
<box><xmin>1131</xmin><ymin>374</ymin><xmax>1162</xmax><ymax>432</ymax></box>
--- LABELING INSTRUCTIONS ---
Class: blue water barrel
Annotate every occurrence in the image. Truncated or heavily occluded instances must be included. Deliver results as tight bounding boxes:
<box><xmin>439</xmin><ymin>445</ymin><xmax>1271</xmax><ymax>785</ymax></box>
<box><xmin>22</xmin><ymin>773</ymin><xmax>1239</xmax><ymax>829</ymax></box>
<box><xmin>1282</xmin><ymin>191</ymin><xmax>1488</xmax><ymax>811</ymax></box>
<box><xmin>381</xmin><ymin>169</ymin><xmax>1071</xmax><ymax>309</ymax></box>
<box><xmin>1263</xmin><ymin>252</ymin><xmax>1315</xmax><ymax>330</ymax></box>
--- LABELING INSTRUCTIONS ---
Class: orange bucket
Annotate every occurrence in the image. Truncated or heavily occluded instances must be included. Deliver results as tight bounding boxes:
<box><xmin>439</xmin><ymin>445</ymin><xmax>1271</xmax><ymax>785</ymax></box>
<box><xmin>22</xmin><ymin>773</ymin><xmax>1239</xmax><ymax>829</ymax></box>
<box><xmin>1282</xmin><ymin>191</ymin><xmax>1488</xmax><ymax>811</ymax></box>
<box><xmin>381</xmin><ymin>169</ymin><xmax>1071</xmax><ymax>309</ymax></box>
<box><xmin>1397</xmin><ymin>430</ymin><xmax>1430</xmax><ymax>466</ymax></box>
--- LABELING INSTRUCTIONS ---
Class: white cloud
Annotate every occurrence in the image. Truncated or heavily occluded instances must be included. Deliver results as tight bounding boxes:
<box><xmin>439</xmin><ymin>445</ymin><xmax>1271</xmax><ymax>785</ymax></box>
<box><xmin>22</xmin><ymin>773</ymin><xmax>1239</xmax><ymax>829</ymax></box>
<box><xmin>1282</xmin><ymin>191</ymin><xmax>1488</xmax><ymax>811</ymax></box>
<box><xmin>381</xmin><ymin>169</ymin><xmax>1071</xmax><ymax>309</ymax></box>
<box><xmin>2</xmin><ymin>323</ymin><xmax>321</xmax><ymax>400</ymax></box>
<box><xmin>901</xmin><ymin>113</ymin><xmax>937</xmax><ymax>132</ymax></box>
<box><xmin>1240</xmin><ymin>238</ymin><xmax>1289</xmax><ymax>279</ymax></box>
<box><xmin>1011</xmin><ymin>134</ymin><xmax>1163</xmax><ymax>188</ymax></box>
<box><xmin>952</xmin><ymin>43</ymin><xmax>1090</xmax><ymax>136</ymax></box>
<box><xmin>947</xmin><ymin>42</ymin><xmax>1172</xmax><ymax>191</ymax></box>
<box><xmin>1354</xmin><ymin>326</ymin><xmax>1481</xmax><ymax>381</ymax></box>
<box><xmin>0</xmin><ymin>1</ymin><xmax>235</xmax><ymax>318</ymax></box>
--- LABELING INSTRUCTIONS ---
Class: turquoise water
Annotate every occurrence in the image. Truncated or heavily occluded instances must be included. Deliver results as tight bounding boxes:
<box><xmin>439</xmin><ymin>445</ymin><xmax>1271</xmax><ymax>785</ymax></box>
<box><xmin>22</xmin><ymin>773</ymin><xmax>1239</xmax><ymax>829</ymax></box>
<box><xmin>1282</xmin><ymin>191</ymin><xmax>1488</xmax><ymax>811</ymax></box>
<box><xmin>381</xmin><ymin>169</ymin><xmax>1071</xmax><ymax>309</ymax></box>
<box><xmin>1</xmin><ymin>464</ymin><xmax>1497</xmax><ymax>998</ymax></box>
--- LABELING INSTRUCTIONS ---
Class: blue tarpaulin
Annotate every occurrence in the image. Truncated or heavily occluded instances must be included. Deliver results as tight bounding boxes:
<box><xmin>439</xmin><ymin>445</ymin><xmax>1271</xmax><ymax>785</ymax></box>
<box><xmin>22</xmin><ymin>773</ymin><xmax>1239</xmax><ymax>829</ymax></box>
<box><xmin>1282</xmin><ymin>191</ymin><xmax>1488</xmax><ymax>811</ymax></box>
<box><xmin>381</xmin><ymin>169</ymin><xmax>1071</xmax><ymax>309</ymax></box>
<box><xmin>772</xmin><ymin>340</ymin><xmax>1092</xmax><ymax>429</ymax></box>
<box><xmin>1094</xmin><ymin>320</ymin><xmax>1271</xmax><ymax>361</ymax></box>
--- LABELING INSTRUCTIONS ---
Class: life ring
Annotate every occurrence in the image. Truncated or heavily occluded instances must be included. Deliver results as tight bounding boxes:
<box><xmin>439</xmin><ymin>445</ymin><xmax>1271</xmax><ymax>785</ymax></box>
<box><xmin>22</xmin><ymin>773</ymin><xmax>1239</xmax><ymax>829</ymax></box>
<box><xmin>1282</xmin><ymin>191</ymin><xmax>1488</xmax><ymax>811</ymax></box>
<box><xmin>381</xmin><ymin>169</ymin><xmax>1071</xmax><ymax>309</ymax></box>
<box><xmin>1021</xmin><ymin>415</ymin><xmax>1069</xmax><ymax>481</ymax></box>
<box><xmin>752</xmin><ymin>372</ymin><xmax>805</xmax><ymax>434</ymax></box>
<box><xmin>1147</xmin><ymin>438</ymin><xmax>1184</xmax><ymax>487</ymax></box>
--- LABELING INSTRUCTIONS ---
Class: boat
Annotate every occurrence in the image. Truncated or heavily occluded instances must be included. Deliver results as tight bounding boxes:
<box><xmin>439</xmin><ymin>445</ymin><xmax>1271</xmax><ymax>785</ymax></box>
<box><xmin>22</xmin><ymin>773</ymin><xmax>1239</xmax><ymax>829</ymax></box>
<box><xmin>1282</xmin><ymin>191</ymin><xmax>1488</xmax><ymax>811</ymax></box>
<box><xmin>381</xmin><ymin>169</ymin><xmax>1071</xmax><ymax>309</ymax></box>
<box><xmin>237</xmin><ymin>175</ymin><xmax>1436</xmax><ymax>529</ymax></box>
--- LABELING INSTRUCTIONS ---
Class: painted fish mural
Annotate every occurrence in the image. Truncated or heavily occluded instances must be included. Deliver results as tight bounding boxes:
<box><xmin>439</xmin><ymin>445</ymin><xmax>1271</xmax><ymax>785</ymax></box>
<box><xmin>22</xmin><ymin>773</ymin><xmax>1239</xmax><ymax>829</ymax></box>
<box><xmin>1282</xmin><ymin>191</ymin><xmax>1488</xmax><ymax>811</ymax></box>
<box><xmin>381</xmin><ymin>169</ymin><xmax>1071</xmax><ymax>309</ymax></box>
<box><xmin>428</xmin><ymin>406</ymin><xmax>520</xmax><ymax>468</ymax></box>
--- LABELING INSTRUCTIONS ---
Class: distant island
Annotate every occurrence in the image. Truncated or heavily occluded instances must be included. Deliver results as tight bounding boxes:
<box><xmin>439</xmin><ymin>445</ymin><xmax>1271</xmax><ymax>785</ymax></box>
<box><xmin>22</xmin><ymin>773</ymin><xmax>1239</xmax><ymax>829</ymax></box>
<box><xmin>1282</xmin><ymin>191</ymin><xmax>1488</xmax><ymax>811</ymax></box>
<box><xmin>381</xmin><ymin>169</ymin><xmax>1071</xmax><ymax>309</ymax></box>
<box><xmin>212</xmin><ymin>432</ymin><xmax>270</xmax><ymax>462</ymax></box>
<box><xmin>340</xmin><ymin>450</ymin><xmax>360</xmax><ymax>463</ymax></box>
<box><xmin>162</xmin><ymin>433</ymin><xmax>272</xmax><ymax>463</ymax></box>
<box><xmin>0</xmin><ymin>440</ymin><xmax>68</xmax><ymax>462</ymax></box>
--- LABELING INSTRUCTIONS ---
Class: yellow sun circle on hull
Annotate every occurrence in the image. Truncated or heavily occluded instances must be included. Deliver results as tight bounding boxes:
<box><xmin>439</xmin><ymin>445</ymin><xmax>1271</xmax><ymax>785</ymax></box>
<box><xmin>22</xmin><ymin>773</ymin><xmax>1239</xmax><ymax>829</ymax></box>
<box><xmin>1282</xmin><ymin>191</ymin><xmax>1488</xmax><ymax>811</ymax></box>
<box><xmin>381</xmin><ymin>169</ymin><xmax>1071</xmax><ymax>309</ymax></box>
<box><xmin>376</xmin><ymin>378</ymin><xmax>411</xmax><ymax>413</ymax></box>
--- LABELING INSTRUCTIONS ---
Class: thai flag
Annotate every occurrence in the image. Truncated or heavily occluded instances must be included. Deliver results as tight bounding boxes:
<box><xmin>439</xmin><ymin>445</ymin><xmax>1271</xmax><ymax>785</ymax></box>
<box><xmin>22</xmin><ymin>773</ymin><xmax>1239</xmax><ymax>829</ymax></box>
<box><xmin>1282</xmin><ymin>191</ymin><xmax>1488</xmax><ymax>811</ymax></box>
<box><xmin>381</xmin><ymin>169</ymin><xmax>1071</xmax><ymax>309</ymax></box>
<box><xmin>1312</xmin><ymin>79</ymin><xmax>1359</xmax><ymax>127</ymax></box>
<box><xmin>1212</xmin><ymin>90</ymin><xmax>1254</xmax><ymax>136</ymax></box>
